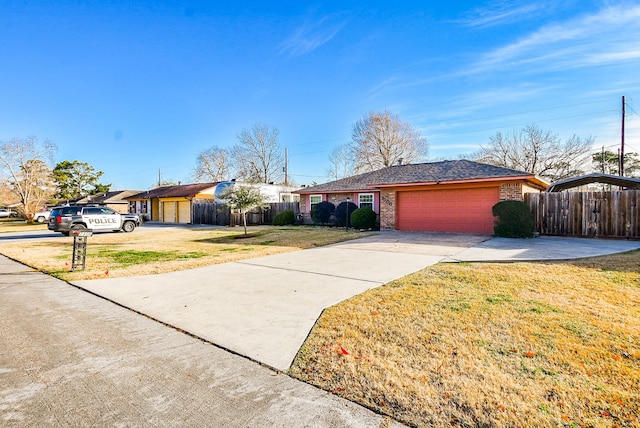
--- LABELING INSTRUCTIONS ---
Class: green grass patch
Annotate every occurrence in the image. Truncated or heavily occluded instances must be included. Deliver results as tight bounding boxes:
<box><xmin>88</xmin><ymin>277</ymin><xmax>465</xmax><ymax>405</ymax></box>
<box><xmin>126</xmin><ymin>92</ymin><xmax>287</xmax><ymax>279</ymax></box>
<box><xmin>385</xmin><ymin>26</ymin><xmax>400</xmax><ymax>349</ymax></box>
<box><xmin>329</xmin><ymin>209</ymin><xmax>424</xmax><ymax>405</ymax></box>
<box><xmin>95</xmin><ymin>249</ymin><xmax>207</xmax><ymax>267</ymax></box>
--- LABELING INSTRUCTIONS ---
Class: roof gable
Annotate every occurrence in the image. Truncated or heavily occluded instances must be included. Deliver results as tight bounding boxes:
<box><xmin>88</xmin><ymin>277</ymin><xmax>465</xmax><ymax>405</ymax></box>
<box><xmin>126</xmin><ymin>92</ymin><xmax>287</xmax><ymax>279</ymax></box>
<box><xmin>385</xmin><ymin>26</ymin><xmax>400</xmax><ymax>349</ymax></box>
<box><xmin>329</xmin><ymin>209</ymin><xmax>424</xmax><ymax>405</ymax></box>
<box><xmin>297</xmin><ymin>160</ymin><xmax>545</xmax><ymax>193</ymax></box>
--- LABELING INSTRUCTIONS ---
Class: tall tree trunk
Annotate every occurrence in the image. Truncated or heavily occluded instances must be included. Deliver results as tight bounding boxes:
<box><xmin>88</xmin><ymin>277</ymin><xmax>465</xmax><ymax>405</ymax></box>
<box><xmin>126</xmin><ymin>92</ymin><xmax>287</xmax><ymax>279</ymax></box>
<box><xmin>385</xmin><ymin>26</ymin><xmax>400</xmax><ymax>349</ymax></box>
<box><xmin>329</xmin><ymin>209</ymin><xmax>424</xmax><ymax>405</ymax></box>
<box><xmin>242</xmin><ymin>211</ymin><xmax>248</xmax><ymax>235</ymax></box>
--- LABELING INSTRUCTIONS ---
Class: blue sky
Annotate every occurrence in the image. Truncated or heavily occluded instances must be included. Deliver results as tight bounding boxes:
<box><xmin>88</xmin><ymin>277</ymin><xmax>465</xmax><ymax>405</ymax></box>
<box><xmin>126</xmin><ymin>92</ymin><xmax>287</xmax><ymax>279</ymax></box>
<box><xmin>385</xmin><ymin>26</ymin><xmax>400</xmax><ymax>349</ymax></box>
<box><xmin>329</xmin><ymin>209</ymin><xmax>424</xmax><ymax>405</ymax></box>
<box><xmin>2</xmin><ymin>1</ymin><xmax>639</xmax><ymax>190</ymax></box>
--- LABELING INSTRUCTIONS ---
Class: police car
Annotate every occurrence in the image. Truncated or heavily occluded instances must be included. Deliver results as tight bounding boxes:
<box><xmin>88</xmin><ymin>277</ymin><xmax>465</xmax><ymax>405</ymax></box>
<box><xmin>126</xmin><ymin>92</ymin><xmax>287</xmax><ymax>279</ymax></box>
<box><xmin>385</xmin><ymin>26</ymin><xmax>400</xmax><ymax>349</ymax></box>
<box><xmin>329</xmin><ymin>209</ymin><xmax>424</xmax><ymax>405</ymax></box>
<box><xmin>48</xmin><ymin>205</ymin><xmax>141</xmax><ymax>236</ymax></box>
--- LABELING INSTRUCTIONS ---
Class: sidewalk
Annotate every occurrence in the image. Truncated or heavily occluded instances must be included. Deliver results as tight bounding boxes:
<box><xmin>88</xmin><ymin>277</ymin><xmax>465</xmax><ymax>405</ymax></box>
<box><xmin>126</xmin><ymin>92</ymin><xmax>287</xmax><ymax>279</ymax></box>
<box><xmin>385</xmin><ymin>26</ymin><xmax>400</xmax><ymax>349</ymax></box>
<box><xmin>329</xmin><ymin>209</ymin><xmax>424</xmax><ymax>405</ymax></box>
<box><xmin>0</xmin><ymin>255</ymin><xmax>403</xmax><ymax>427</ymax></box>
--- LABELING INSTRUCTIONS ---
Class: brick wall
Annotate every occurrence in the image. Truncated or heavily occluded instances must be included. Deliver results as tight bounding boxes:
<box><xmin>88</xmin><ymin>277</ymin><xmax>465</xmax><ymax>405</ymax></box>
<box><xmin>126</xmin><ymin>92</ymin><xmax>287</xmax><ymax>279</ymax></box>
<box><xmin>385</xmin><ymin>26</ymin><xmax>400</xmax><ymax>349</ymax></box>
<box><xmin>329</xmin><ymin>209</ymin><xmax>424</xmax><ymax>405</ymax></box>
<box><xmin>499</xmin><ymin>183</ymin><xmax>523</xmax><ymax>201</ymax></box>
<box><xmin>379</xmin><ymin>189</ymin><xmax>395</xmax><ymax>229</ymax></box>
<box><xmin>327</xmin><ymin>193</ymin><xmax>352</xmax><ymax>205</ymax></box>
<box><xmin>300</xmin><ymin>196</ymin><xmax>307</xmax><ymax>213</ymax></box>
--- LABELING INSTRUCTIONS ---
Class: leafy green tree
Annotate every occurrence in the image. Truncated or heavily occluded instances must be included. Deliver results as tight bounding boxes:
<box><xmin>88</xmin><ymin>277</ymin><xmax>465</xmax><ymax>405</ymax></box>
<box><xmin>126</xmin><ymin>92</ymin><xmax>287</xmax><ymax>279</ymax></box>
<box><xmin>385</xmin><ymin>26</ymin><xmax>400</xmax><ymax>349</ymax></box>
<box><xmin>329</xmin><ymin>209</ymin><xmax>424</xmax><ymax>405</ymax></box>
<box><xmin>220</xmin><ymin>184</ymin><xmax>268</xmax><ymax>235</ymax></box>
<box><xmin>53</xmin><ymin>160</ymin><xmax>111</xmax><ymax>200</ymax></box>
<box><xmin>592</xmin><ymin>150</ymin><xmax>640</xmax><ymax>177</ymax></box>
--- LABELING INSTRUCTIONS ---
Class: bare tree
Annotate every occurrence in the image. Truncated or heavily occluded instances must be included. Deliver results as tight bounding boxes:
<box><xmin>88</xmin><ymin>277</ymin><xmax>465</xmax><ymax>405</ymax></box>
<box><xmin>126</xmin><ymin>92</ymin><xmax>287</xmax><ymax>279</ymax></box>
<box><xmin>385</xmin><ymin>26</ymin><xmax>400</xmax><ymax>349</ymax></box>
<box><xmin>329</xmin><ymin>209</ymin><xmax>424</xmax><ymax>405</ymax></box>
<box><xmin>326</xmin><ymin>143</ymin><xmax>355</xmax><ymax>180</ymax></box>
<box><xmin>0</xmin><ymin>137</ymin><xmax>57</xmax><ymax>217</ymax></box>
<box><xmin>350</xmin><ymin>111</ymin><xmax>428</xmax><ymax>173</ymax></box>
<box><xmin>475</xmin><ymin>124</ymin><xmax>593</xmax><ymax>182</ymax></box>
<box><xmin>232</xmin><ymin>124</ymin><xmax>284</xmax><ymax>183</ymax></box>
<box><xmin>193</xmin><ymin>146</ymin><xmax>231</xmax><ymax>182</ymax></box>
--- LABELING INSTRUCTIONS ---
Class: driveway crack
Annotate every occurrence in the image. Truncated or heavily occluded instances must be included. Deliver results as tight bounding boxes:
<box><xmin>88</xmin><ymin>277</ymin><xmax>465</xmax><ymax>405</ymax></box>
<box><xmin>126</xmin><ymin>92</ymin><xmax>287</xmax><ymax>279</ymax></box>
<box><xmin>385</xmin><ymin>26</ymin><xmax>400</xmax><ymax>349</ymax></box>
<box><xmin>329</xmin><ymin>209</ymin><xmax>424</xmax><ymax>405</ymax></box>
<box><xmin>233</xmin><ymin>261</ymin><xmax>383</xmax><ymax>285</ymax></box>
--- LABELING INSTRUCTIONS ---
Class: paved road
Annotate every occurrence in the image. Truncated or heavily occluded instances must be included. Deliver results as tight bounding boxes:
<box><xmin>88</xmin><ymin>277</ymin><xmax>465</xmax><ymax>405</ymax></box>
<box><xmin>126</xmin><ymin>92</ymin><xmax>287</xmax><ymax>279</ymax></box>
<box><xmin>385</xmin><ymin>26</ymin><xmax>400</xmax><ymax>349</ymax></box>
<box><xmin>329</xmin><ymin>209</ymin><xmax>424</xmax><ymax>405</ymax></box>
<box><xmin>0</xmin><ymin>258</ymin><xmax>401</xmax><ymax>427</ymax></box>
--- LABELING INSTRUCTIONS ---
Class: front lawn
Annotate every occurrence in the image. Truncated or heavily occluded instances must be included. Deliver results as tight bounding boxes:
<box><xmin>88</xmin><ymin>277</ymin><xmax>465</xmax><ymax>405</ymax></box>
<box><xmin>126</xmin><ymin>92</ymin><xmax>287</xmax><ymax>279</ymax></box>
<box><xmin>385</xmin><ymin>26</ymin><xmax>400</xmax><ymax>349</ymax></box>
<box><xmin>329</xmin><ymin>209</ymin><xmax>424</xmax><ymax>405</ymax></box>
<box><xmin>0</xmin><ymin>226</ymin><xmax>369</xmax><ymax>281</ymax></box>
<box><xmin>289</xmin><ymin>251</ymin><xmax>640</xmax><ymax>427</ymax></box>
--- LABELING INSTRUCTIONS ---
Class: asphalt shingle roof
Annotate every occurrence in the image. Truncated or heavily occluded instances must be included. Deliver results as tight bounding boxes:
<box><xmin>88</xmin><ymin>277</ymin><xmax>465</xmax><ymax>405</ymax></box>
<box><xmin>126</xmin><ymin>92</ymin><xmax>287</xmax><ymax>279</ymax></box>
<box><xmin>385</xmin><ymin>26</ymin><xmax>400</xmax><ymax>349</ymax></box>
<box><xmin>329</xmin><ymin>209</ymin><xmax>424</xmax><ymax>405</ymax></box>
<box><xmin>127</xmin><ymin>183</ymin><xmax>219</xmax><ymax>199</ymax></box>
<box><xmin>297</xmin><ymin>160</ymin><xmax>538</xmax><ymax>193</ymax></box>
<box><xmin>76</xmin><ymin>190</ymin><xmax>143</xmax><ymax>204</ymax></box>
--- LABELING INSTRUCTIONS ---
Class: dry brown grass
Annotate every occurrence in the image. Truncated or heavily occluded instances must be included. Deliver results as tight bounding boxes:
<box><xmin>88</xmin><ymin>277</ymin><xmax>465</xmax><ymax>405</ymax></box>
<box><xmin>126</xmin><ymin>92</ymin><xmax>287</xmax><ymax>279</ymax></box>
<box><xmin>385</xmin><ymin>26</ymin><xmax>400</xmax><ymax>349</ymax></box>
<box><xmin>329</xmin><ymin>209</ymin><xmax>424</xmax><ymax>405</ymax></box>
<box><xmin>0</xmin><ymin>221</ymin><xmax>47</xmax><ymax>232</ymax></box>
<box><xmin>290</xmin><ymin>251</ymin><xmax>640</xmax><ymax>428</ymax></box>
<box><xmin>0</xmin><ymin>226</ymin><xmax>368</xmax><ymax>281</ymax></box>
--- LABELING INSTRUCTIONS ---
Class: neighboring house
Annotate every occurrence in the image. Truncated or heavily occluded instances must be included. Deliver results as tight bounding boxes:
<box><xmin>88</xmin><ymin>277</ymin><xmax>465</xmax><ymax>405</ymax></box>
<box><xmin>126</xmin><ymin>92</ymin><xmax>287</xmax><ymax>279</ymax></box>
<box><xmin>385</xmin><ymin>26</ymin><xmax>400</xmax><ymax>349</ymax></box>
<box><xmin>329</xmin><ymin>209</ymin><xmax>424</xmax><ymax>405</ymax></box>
<box><xmin>214</xmin><ymin>181</ymin><xmax>300</xmax><ymax>203</ymax></box>
<box><xmin>126</xmin><ymin>183</ymin><xmax>219</xmax><ymax>223</ymax></box>
<box><xmin>295</xmin><ymin>160</ymin><xmax>548</xmax><ymax>234</ymax></box>
<box><xmin>74</xmin><ymin>190</ymin><xmax>143</xmax><ymax>214</ymax></box>
<box><xmin>126</xmin><ymin>181</ymin><xmax>300</xmax><ymax>224</ymax></box>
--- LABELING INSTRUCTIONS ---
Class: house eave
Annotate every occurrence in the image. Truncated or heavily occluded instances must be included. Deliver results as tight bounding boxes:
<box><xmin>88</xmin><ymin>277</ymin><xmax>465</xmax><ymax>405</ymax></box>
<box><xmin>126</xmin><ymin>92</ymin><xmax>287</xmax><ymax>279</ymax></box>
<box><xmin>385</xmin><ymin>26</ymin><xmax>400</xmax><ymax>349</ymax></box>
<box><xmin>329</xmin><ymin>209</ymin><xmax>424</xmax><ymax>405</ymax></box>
<box><xmin>373</xmin><ymin>175</ymin><xmax>548</xmax><ymax>190</ymax></box>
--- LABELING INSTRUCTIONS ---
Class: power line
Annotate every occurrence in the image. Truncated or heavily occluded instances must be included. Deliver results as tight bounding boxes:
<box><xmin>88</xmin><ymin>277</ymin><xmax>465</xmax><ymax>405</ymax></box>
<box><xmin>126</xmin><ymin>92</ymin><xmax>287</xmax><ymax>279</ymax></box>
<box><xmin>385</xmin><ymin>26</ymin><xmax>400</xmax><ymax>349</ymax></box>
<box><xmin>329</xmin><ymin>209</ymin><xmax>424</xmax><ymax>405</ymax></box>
<box><xmin>435</xmin><ymin>98</ymin><xmax>619</xmax><ymax>127</ymax></box>
<box><xmin>428</xmin><ymin>109</ymin><xmax>618</xmax><ymax>140</ymax></box>
<box><xmin>289</xmin><ymin>149</ymin><xmax>334</xmax><ymax>157</ymax></box>
<box><xmin>287</xmin><ymin>138</ymin><xmax>346</xmax><ymax>147</ymax></box>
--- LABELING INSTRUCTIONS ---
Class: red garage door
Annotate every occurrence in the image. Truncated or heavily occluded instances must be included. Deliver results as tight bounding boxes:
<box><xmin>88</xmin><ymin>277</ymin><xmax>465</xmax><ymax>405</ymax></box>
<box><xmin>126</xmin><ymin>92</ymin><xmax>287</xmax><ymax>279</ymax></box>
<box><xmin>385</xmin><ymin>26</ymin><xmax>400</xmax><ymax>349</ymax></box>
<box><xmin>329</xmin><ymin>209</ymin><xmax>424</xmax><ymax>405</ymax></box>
<box><xmin>397</xmin><ymin>187</ymin><xmax>499</xmax><ymax>233</ymax></box>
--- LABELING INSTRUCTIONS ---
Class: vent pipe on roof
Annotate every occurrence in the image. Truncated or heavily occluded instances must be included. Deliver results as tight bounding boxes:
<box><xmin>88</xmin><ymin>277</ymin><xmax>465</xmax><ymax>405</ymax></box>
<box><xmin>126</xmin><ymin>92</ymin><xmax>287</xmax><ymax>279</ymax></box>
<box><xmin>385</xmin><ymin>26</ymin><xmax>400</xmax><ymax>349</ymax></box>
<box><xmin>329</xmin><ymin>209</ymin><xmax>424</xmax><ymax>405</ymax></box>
<box><xmin>397</xmin><ymin>158</ymin><xmax>403</xmax><ymax>166</ymax></box>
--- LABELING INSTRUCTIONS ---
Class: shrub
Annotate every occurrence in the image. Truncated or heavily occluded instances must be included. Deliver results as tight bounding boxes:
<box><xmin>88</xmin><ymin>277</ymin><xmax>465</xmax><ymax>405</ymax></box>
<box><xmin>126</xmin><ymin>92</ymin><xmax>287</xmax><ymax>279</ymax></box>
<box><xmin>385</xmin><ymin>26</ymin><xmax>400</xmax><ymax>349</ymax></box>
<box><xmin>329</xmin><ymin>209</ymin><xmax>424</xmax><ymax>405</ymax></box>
<box><xmin>273</xmin><ymin>210</ymin><xmax>295</xmax><ymax>226</ymax></box>
<box><xmin>350</xmin><ymin>207</ymin><xmax>377</xmax><ymax>230</ymax></box>
<box><xmin>311</xmin><ymin>201</ymin><xmax>335</xmax><ymax>225</ymax></box>
<box><xmin>335</xmin><ymin>201</ymin><xmax>359</xmax><ymax>227</ymax></box>
<box><xmin>492</xmin><ymin>200</ymin><xmax>534</xmax><ymax>238</ymax></box>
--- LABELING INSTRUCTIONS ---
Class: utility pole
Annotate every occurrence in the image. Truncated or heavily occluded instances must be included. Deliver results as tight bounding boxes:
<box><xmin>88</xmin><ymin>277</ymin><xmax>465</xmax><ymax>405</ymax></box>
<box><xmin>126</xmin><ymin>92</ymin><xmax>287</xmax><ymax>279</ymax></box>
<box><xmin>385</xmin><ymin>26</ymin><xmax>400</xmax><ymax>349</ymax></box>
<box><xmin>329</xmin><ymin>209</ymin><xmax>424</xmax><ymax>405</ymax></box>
<box><xmin>158</xmin><ymin>168</ymin><xmax>161</xmax><ymax>187</ymax></box>
<box><xmin>620</xmin><ymin>96</ymin><xmax>625</xmax><ymax>176</ymax></box>
<box><xmin>284</xmin><ymin>147</ymin><xmax>289</xmax><ymax>185</ymax></box>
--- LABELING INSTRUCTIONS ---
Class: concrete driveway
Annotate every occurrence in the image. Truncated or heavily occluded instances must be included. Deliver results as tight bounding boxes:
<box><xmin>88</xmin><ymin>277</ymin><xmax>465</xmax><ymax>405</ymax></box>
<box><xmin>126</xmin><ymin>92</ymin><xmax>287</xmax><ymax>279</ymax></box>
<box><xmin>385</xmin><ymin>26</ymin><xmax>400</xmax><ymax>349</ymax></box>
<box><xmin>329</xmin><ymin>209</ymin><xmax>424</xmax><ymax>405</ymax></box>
<box><xmin>72</xmin><ymin>232</ymin><xmax>488</xmax><ymax>371</ymax></box>
<box><xmin>71</xmin><ymin>231</ymin><xmax>640</xmax><ymax>372</ymax></box>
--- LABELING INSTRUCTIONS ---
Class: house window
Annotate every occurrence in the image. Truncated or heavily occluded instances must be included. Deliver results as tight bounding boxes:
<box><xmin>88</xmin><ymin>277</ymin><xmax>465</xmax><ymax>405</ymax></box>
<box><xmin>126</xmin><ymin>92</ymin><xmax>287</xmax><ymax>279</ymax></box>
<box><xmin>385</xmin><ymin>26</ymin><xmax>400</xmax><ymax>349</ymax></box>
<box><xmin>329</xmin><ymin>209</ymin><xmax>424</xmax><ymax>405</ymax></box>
<box><xmin>310</xmin><ymin>195</ymin><xmax>322</xmax><ymax>210</ymax></box>
<box><xmin>359</xmin><ymin>193</ymin><xmax>374</xmax><ymax>210</ymax></box>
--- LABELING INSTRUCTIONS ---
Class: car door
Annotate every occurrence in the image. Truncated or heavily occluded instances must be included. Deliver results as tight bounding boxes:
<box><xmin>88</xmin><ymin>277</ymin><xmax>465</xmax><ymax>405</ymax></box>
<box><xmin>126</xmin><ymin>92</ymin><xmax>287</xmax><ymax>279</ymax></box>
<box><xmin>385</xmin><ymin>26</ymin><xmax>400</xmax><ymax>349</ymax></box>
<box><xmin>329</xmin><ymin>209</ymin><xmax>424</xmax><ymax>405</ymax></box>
<box><xmin>84</xmin><ymin>207</ymin><xmax>120</xmax><ymax>231</ymax></box>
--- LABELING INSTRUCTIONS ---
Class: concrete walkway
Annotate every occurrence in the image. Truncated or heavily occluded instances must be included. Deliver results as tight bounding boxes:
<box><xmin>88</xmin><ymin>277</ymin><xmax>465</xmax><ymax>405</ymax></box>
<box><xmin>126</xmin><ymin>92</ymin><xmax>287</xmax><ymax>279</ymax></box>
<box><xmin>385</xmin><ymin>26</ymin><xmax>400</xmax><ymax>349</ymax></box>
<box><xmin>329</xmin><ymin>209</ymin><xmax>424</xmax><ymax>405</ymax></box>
<box><xmin>0</xmin><ymin>257</ymin><xmax>402</xmax><ymax>427</ymax></box>
<box><xmin>448</xmin><ymin>235</ymin><xmax>640</xmax><ymax>262</ymax></box>
<box><xmin>71</xmin><ymin>231</ymin><xmax>640</xmax><ymax>372</ymax></box>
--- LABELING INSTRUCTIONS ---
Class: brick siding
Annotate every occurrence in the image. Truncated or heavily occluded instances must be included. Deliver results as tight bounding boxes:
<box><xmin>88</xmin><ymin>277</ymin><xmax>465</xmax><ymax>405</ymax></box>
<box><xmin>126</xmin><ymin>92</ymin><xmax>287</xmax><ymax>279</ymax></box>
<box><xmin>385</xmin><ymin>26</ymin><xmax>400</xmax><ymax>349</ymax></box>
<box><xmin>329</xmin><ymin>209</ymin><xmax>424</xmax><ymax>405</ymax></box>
<box><xmin>499</xmin><ymin>183</ymin><xmax>523</xmax><ymax>201</ymax></box>
<box><xmin>379</xmin><ymin>189</ymin><xmax>396</xmax><ymax>229</ymax></box>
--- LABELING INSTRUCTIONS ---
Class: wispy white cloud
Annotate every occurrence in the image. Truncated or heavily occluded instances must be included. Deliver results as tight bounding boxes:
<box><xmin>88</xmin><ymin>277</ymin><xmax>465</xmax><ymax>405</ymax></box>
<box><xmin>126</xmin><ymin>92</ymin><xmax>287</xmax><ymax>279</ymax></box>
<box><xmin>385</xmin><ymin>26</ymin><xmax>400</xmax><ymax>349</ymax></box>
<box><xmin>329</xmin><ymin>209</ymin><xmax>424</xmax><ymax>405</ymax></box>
<box><xmin>457</xmin><ymin>0</ymin><xmax>548</xmax><ymax>28</ymax></box>
<box><xmin>365</xmin><ymin>75</ymin><xmax>400</xmax><ymax>100</ymax></box>
<box><xmin>469</xmin><ymin>4</ymin><xmax>640</xmax><ymax>75</ymax></box>
<box><xmin>279</xmin><ymin>14</ymin><xmax>347</xmax><ymax>57</ymax></box>
<box><xmin>414</xmin><ymin>84</ymin><xmax>556</xmax><ymax>128</ymax></box>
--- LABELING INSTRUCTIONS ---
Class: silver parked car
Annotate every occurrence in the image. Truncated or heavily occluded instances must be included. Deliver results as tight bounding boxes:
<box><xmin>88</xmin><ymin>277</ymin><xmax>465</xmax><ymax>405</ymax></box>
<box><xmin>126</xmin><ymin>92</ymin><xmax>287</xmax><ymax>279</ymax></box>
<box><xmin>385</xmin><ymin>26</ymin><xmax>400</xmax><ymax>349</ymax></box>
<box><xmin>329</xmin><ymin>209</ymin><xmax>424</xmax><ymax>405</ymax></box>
<box><xmin>0</xmin><ymin>208</ymin><xmax>17</xmax><ymax>218</ymax></box>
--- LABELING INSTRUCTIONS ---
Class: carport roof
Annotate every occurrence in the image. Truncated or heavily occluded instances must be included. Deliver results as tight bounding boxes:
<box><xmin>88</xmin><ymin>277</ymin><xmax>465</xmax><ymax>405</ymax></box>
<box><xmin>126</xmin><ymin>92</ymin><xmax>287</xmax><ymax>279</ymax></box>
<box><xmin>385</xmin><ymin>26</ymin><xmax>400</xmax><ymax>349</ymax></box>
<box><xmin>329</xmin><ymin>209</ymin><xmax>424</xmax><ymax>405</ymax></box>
<box><xmin>296</xmin><ymin>160</ymin><xmax>547</xmax><ymax>193</ymax></box>
<box><xmin>547</xmin><ymin>173</ymin><xmax>640</xmax><ymax>192</ymax></box>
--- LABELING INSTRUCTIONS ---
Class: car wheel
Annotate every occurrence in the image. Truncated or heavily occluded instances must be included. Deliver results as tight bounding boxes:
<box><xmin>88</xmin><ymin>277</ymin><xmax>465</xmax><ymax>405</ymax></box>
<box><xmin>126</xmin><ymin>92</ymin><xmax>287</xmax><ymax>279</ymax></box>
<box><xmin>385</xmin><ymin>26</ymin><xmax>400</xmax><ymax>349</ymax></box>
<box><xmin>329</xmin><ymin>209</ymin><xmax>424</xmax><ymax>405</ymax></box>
<box><xmin>71</xmin><ymin>224</ymin><xmax>87</xmax><ymax>230</ymax></box>
<box><xmin>36</xmin><ymin>216</ymin><xmax>45</xmax><ymax>223</ymax></box>
<box><xmin>122</xmin><ymin>221</ymin><xmax>135</xmax><ymax>233</ymax></box>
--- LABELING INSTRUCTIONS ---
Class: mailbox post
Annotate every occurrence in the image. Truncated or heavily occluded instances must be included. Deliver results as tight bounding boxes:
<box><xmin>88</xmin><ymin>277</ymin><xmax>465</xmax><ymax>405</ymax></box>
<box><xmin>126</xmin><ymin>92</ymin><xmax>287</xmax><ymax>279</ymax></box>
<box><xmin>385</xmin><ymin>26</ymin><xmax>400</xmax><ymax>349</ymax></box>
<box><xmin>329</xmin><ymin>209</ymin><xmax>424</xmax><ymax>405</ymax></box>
<box><xmin>71</xmin><ymin>229</ymin><xmax>93</xmax><ymax>271</ymax></box>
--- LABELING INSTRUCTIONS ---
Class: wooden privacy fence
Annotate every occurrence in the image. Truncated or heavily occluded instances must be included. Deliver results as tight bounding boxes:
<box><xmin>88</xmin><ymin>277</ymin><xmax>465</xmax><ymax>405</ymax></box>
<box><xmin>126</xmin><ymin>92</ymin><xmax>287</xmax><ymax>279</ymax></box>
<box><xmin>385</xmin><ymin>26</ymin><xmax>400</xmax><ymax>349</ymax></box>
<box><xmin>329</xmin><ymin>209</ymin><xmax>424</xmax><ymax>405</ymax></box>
<box><xmin>191</xmin><ymin>203</ymin><xmax>230</xmax><ymax>226</ymax></box>
<box><xmin>192</xmin><ymin>202</ymin><xmax>300</xmax><ymax>226</ymax></box>
<box><xmin>525</xmin><ymin>190</ymin><xmax>640</xmax><ymax>239</ymax></box>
